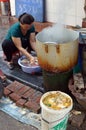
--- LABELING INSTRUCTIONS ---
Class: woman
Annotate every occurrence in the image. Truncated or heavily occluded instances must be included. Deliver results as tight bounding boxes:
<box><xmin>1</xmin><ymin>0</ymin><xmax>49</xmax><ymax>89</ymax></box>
<box><xmin>2</xmin><ymin>13</ymin><xmax>36</xmax><ymax>70</ymax></box>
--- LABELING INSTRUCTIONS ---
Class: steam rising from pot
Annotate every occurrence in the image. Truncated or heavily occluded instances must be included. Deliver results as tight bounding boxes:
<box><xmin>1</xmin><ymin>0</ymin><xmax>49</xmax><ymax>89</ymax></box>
<box><xmin>36</xmin><ymin>24</ymin><xmax>79</xmax><ymax>44</ymax></box>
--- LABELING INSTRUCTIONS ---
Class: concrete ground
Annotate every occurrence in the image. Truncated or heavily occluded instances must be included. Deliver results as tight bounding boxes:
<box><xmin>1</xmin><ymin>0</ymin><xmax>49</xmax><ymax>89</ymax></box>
<box><xmin>0</xmin><ymin>16</ymin><xmax>38</xmax><ymax>130</ymax></box>
<box><xmin>0</xmin><ymin>110</ymin><xmax>37</xmax><ymax>130</ymax></box>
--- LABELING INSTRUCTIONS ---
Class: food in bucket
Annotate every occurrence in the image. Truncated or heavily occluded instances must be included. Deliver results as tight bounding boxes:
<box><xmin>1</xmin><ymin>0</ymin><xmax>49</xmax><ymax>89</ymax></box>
<box><xmin>42</xmin><ymin>91</ymin><xmax>71</xmax><ymax>110</ymax></box>
<box><xmin>20</xmin><ymin>57</ymin><xmax>38</xmax><ymax>66</ymax></box>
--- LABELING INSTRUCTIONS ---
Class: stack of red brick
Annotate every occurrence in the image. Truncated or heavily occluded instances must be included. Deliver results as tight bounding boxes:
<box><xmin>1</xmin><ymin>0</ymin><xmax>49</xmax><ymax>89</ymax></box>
<box><xmin>4</xmin><ymin>81</ymin><xmax>43</xmax><ymax>113</ymax></box>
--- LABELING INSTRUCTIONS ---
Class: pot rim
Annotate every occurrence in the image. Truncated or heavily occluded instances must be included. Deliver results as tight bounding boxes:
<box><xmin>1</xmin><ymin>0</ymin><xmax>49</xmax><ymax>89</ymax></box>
<box><xmin>36</xmin><ymin>28</ymin><xmax>79</xmax><ymax>44</ymax></box>
<box><xmin>36</xmin><ymin>39</ymin><xmax>78</xmax><ymax>45</ymax></box>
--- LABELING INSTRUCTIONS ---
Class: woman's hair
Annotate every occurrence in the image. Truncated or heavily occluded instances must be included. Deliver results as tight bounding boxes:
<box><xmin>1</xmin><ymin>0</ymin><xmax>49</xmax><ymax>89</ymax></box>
<box><xmin>18</xmin><ymin>13</ymin><xmax>35</xmax><ymax>24</ymax></box>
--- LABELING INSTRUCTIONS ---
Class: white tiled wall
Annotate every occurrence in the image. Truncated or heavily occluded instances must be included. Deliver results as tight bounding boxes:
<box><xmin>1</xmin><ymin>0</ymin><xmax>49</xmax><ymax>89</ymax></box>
<box><xmin>45</xmin><ymin>0</ymin><xmax>85</xmax><ymax>26</ymax></box>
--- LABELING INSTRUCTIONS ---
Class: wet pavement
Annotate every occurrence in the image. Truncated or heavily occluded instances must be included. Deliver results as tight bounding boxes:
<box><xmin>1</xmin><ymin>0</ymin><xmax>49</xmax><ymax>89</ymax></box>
<box><xmin>0</xmin><ymin>56</ymin><xmax>44</xmax><ymax>93</ymax></box>
<box><xmin>0</xmin><ymin>15</ymin><xmax>86</xmax><ymax>130</ymax></box>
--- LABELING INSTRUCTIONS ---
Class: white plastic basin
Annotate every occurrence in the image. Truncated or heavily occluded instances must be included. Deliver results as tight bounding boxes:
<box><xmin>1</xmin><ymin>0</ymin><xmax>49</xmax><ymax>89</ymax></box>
<box><xmin>18</xmin><ymin>56</ymin><xmax>41</xmax><ymax>74</ymax></box>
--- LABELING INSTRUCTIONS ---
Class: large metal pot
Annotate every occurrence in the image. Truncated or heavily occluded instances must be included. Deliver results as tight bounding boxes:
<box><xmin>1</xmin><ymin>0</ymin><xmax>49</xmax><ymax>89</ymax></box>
<box><xmin>36</xmin><ymin>24</ymin><xmax>79</xmax><ymax>72</ymax></box>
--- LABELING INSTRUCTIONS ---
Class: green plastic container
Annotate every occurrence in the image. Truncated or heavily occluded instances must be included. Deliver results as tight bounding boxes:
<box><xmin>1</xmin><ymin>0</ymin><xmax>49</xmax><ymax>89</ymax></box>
<box><xmin>42</xmin><ymin>69</ymin><xmax>73</xmax><ymax>93</ymax></box>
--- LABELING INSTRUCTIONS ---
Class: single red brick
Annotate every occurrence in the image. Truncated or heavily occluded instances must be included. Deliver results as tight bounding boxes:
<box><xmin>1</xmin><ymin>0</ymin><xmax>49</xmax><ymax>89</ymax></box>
<box><xmin>4</xmin><ymin>88</ymin><xmax>11</xmax><ymax>96</ymax></box>
<box><xmin>15</xmin><ymin>85</ymin><xmax>30</xmax><ymax>96</ymax></box>
<box><xmin>27</xmin><ymin>91</ymin><xmax>37</xmax><ymax>100</ymax></box>
<box><xmin>25</xmin><ymin>100</ymin><xmax>31</xmax><ymax>107</ymax></box>
<box><xmin>31</xmin><ymin>91</ymin><xmax>42</xmax><ymax>97</ymax></box>
<box><xmin>22</xmin><ymin>88</ymin><xmax>35</xmax><ymax>99</ymax></box>
<box><xmin>9</xmin><ymin>93</ymin><xmax>21</xmax><ymax>102</ymax></box>
<box><xmin>35</xmin><ymin>96</ymin><xmax>42</xmax><ymax>104</ymax></box>
<box><xmin>24</xmin><ymin>100</ymin><xmax>41</xmax><ymax>113</ymax></box>
<box><xmin>6</xmin><ymin>81</ymin><xmax>24</xmax><ymax>92</ymax></box>
<box><xmin>16</xmin><ymin>98</ymin><xmax>27</xmax><ymax>107</ymax></box>
<box><xmin>30</xmin><ymin>91</ymin><xmax>42</xmax><ymax>103</ymax></box>
<box><xmin>31</xmin><ymin>93</ymin><xmax>42</xmax><ymax>103</ymax></box>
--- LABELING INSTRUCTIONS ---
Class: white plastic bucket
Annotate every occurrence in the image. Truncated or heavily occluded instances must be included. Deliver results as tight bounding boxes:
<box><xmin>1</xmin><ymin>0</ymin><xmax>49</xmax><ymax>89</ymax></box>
<box><xmin>40</xmin><ymin>91</ymin><xmax>73</xmax><ymax>130</ymax></box>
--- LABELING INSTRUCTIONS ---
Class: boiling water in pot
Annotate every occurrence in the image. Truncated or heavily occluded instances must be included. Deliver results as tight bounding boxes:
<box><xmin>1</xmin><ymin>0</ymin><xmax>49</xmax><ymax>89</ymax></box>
<box><xmin>37</xmin><ymin>24</ymin><xmax>78</xmax><ymax>44</ymax></box>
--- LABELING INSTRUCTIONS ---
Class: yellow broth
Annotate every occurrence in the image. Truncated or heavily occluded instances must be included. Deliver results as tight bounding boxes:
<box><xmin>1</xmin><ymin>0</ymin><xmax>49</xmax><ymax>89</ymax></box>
<box><xmin>42</xmin><ymin>92</ymin><xmax>71</xmax><ymax>110</ymax></box>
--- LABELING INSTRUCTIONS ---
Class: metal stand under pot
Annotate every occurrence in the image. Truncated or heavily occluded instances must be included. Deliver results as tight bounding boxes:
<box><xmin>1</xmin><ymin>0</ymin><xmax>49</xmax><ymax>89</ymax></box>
<box><xmin>42</xmin><ymin>69</ymin><xmax>73</xmax><ymax>93</ymax></box>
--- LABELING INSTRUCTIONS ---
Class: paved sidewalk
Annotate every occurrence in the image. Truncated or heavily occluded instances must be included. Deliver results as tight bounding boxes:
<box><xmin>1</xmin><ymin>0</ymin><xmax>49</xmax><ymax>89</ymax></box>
<box><xmin>0</xmin><ymin>16</ymin><xmax>38</xmax><ymax>130</ymax></box>
<box><xmin>0</xmin><ymin>110</ymin><xmax>37</xmax><ymax>130</ymax></box>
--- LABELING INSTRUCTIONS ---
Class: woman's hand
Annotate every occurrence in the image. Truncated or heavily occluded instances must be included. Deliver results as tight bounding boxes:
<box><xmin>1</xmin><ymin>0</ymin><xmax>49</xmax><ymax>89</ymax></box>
<box><xmin>12</xmin><ymin>37</ymin><xmax>36</xmax><ymax>65</ymax></box>
<box><xmin>29</xmin><ymin>55</ymin><xmax>35</xmax><ymax>65</ymax></box>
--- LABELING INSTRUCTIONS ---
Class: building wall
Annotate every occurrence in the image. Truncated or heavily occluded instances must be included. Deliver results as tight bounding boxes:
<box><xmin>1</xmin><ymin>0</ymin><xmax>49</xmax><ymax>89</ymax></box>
<box><xmin>9</xmin><ymin>0</ymin><xmax>85</xmax><ymax>26</ymax></box>
<box><xmin>9</xmin><ymin>0</ymin><xmax>15</xmax><ymax>16</ymax></box>
<box><xmin>45</xmin><ymin>0</ymin><xmax>85</xmax><ymax>26</ymax></box>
